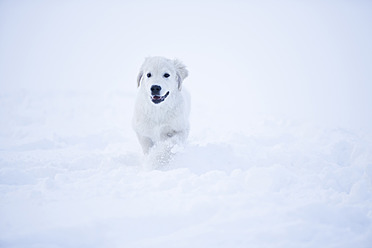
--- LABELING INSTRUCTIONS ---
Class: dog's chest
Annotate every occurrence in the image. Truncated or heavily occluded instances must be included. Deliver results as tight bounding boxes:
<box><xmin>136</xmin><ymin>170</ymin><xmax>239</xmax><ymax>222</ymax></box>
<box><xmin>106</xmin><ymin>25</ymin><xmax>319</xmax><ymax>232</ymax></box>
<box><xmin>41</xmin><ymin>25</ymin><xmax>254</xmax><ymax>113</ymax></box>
<box><xmin>134</xmin><ymin>108</ymin><xmax>180</xmax><ymax>139</ymax></box>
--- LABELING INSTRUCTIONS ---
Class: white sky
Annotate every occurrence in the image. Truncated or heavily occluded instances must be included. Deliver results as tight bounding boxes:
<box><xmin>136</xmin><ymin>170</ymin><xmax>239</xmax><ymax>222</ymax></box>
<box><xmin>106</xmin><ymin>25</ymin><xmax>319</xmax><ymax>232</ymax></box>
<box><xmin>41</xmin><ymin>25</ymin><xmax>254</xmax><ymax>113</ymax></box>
<box><xmin>1</xmin><ymin>0</ymin><xmax>371</xmax><ymax>132</ymax></box>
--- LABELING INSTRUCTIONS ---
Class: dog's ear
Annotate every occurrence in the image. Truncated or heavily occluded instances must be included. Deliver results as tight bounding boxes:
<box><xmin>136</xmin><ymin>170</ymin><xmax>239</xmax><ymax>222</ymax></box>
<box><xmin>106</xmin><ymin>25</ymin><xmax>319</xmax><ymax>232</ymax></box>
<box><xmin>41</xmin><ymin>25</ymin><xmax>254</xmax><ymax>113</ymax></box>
<box><xmin>173</xmin><ymin>59</ymin><xmax>188</xmax><ymax>90</ymax></box>
<box><xmin>137</xmin><ymin>70</ymin><xmax>143</xmax><ymax>88</ymax></box>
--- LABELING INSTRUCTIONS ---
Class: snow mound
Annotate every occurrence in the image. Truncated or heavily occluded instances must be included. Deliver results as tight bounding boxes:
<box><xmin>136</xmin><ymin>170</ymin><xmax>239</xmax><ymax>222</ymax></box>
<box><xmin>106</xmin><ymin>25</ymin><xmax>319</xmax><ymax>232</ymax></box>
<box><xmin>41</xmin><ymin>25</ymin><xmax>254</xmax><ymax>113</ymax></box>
<box><xmin>1</xmin><ymin>90</ymin><xmax>371</xmax><ymax>247</ymax></box>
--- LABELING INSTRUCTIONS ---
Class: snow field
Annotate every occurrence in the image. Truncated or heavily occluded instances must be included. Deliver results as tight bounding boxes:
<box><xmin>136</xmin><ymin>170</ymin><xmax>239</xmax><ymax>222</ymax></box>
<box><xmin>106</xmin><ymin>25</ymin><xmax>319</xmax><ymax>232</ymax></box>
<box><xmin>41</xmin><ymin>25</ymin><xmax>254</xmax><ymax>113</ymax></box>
<box><xmin>1</xmin><ymin>0</ymin><xmax>372</xmax><ymax>247</ymax></box>
<box><xmin>1</xmin><ymin>90</ymin><xmax>371</xmax><ymax>247</ymax></box>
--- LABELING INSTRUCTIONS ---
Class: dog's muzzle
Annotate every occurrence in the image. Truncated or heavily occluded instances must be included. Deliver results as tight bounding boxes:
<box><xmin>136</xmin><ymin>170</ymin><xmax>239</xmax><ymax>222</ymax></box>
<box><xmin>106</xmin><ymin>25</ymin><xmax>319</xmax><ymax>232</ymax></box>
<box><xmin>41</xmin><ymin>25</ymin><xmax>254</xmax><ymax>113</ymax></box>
<box><xmin>151</xmin><ymin>91</ymin><xmax>169</xmax><ymax>104</ymax></box>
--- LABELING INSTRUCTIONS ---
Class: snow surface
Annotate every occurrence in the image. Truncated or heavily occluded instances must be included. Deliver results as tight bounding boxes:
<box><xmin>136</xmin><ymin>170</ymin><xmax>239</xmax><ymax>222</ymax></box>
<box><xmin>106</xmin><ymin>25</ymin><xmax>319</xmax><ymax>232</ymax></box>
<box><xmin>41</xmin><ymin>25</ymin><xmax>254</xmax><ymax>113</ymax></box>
<box><xmin>1</xmin><ymin>1</ymin><xmax>372</xmax><ymax>247</ymax></box>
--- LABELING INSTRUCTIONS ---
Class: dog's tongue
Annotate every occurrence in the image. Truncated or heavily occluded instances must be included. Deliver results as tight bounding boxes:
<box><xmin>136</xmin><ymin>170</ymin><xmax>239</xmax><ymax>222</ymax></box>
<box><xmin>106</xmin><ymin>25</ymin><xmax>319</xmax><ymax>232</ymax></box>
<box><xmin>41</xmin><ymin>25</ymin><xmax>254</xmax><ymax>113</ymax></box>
<box><xmin>153</xmin><ymin>96</ymin><xmax>161</xmax><ymax>100</ymax></box>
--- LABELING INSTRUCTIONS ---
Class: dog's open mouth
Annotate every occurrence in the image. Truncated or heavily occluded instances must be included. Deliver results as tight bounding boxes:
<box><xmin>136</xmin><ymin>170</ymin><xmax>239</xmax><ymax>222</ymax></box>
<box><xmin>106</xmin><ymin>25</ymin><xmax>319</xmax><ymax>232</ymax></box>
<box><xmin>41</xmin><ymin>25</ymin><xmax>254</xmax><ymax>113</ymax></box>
<box><xmin>151</xmin><ymin>91</ymin><xmax>169</xmax><ymax>104</ymax></box>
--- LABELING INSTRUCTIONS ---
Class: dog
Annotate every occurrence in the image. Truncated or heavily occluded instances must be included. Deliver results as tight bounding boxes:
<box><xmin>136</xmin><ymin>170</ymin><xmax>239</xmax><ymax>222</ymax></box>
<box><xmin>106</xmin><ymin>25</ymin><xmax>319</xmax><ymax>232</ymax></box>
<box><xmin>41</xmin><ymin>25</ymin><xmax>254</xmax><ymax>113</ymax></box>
<box><xmin>132</xmin><ymin>56</ymin><xmax>190</xmax><ymax>166</ymax></box>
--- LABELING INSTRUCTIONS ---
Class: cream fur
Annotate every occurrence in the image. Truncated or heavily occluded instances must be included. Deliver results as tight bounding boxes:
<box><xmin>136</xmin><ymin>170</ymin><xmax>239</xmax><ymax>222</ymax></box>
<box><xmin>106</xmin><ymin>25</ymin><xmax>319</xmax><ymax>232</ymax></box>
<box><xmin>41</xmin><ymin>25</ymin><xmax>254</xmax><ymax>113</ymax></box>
<box><xmin>132</xmin><ymin>57</ymin><xmax>190</xmax><ymax>165</ymax></box>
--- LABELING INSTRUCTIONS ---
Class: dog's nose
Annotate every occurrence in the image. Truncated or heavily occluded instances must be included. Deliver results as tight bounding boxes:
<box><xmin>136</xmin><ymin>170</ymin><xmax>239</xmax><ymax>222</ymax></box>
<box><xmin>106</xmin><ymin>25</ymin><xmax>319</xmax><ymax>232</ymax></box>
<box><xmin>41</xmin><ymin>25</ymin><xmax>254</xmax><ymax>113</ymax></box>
<box><xmin>151</xmin><ymin>85</ymin><xmax>161</xmax><ymax>95</ymax></box>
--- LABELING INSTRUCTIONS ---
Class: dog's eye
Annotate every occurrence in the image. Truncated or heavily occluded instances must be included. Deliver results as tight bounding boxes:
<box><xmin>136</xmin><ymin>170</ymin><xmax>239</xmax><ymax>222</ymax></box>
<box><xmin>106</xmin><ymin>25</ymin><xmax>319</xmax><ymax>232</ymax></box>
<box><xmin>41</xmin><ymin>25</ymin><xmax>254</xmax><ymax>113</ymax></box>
<box><xmin>147</xmin><ymin>73</ymin><xmax>152</xmax><ymax>78</ymax></box>
<box><xmin>163</xmin><ymin>73</ymin><xmax>170</xmax><ymax>78</ymax></box>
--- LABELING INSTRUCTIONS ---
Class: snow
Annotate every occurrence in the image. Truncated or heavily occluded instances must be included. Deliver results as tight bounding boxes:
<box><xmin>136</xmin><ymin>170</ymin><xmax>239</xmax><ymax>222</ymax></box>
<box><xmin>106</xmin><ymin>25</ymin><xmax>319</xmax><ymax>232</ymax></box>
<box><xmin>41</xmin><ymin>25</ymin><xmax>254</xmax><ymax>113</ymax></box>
<box><xmin>1</xmin><ymin>0</ymin><xmax>372</xmax><ymax>247</ymax></box>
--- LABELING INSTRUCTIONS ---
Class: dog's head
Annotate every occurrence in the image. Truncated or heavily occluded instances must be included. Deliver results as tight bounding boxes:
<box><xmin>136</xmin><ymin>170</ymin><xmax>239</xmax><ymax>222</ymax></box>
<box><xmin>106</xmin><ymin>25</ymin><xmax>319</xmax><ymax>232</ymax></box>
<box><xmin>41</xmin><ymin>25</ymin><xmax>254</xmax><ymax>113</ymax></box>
<box><xmin>137</xmin><ymin>57</ymin><xmax>188</xmax><ymax>104</ymax></box>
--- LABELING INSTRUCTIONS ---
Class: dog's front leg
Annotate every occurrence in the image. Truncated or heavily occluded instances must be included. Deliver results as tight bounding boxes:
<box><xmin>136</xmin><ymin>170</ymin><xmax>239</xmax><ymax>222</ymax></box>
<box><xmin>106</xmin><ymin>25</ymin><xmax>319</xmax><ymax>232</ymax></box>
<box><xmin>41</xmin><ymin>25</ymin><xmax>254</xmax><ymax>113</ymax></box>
<box><xmin>162</xmin><ymin>130</ymin><xmax>188</xmax><ymax>153</ymax></box>
<box><xmin>136</xmin><ymin>134</ymin><xmax>154</xmax><ymax>154</ymax></box>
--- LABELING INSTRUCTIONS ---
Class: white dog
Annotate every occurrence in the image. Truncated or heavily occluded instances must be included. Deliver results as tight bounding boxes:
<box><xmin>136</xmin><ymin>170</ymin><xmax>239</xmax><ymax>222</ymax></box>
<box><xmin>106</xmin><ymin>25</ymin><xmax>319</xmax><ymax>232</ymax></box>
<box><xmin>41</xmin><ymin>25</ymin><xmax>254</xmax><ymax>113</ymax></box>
<box><xmin>132</xmin><ymin>56</ymin><xmax>190</xmax><ymax>166</ymax></box>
